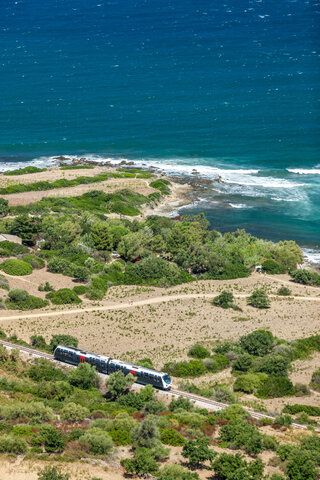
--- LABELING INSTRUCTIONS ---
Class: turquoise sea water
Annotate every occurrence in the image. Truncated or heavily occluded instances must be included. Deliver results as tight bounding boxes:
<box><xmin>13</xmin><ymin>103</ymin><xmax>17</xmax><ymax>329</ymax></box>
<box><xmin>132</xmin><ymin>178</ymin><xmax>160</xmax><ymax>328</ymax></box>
<box><xmin>0</xmin><ymin>1</ymin><xmax>319</xmax><ymax>255</ymax></box>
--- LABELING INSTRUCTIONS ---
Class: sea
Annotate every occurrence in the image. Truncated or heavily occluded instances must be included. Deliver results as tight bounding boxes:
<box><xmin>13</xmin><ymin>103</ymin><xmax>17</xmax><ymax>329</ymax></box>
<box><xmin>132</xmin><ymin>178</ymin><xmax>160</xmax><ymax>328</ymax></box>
<box><xmin>0</xmin><ymin>0</ymin><xmax>319</xmax><ymax>262</ymax></box>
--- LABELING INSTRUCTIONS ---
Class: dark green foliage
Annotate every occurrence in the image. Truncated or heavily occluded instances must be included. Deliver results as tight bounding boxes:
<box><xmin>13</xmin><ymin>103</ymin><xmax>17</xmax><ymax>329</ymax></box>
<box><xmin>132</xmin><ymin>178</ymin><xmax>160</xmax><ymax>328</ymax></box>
<box><xmin>219</xmin><ymin>419</ymin><xmax>263</xmax><ymax>455</ymax></box>
<box><xmin>68</xmin><ymin>363</ymin><xmax>99</xmax><ymax>390</ymax></box>
<box><xmin>212</xmin><ymin>453</ymin><xmax>264</xmax><ymax>480</ymax></box>
<box><xmin>30</xmin><ymin>335</ymin><xmax>48</xmax><ymax>350</ymax></box>
<box><xmin>182</xmin><ymin>436</ymin><xmax>215</xmax><ymax>466</ymax></box>
<box><xmin>205</xmin><ymin>354</ymin><xmax>230</xmax><ymax>372</ymax></box>
<box><xmin>261</xmin><ymin>259</ymin><xmax>286</xmax><ymax>274</ymax></box>
<box><xmin>169</xmin><ymin>396</ymin><xmax>194</xmax><ymax>412</ymax></box>
<box><xmin>256</xmin><ymin>376</ymin><xmax>295</xmax><ymax>398</ymax></box>
<box><xmin>212</xmin><ymin>291</ymin><xmax>237</xmax><ymax>309</ymax></box>
<box><xmin>40</xmin><ymin>424</ymin><xmax>65</xmax><ymax>452</ymax></box>
<box><xmin>49</xmin><ymin>334</ymin><xmax>78</xmax><ymax>351</ymax></box>
<box><xmin>274</xmin><ymin>414</ymin><xmax>293</xmax><ymax>426</ymax></box>
<box><xmin>0</xmin><ymin>198</ymin><xmax>9</xmax><ymax>216</ymax></box>
<box><xmin>1</xmin><ymin>258</ymin><xmax>33</xmax><ymax>275</ymax></box>
<box><xmin>9</xmin><ymin>215</ymin><xmax>41</xmax><ymax>245</ymax></box>
<box><xmin>240</xmin><ymin>330</ymin><xmax>274</xmax><ymax>356</ymax></box>
<box><xmin>0</xmin><ymin>240</ymin><xmax>28</xmax><ymax>256</ymax></box>
<box><xmin>117</xmin><ymin>384</ymin><xmax>154</xmax><ymax>410</ymax></box>
<box><xmin>124</xmin><ymin>255</ymin><xmax>193</xmax><ymax>287</ymax></box>
<box><xmin>286</xmin><ymin>449</ymin><xmax>318</xmax><ymax>480</ymax></box>
<box><xmin>247</xmin><ymin>289</ymin><xmax>270</xmax><ymax>308</ymax></box>
<box><xmin>37</xmin><ymin>380</ymin><xmax>73</xmax><ymax>401</ymax></box>
<box><xmin>46</xmin><ymin>288</ymin><xmax>82</xmax><ymax>305</ymax></box>
<box><xmin>188</xmin><ymin>344</ymin><xmax>210</xmax><ymax>359</ymax></box>
<box><xmin>160</xmin><ymin>428</ymin><xmax>185</xmax><ymax>446</ymax></box>
<box><xmin>254</xmin><ymin>354</ymin><xmax>289</xmax><ymax>377</ymax></box>
<box><xmin>290</xmin><ymin>268</ymin><xmax>320</xmax><ymax>286</ymax></box>
<box><xmin>164</xmin><ymin>359</ymin><xmax>207</xmax><ymax>377</ymax></box>
<box><xmin>143</xmin><ymin>400</ymin><xmax>166</xmax><ymax>415</ymax></box>
<box><xmin>136</xmin><ymin>357</ymin><xmax>153</xmax><ymax>368</ymax></box>
<box><xmin>277</xmin><ymin>286</ymin><xmax>292</xmax><ymax>296</ymax></box>
<box><xmin>6</xmin><ymin>288</ymin><xmax>49</xmax><ymax>310</ymax></box>
<box><xmin>73</xmin><ymin>285</ymin><xmax>88</xmax><ymax>295</ymax></box>
<box><xmin>4</xmin><ymin>166</ymin><xmax>47</xmax><ymax>175</ymax></box>
<box><xmin>309</xmin><ymin>367</ymin><xmax>320</xmax><ymax>392</ymax></box>
<box><xmin>131</xmin><ymin>415</ymin><xmax>160</xmax><ymax>449</ymax></box>
<box><xmin>38</xmin><ymin>466</ymin><xmax>69</xmax><ymax>480</ymax></box>
<box><xmin>38</xmin><ymin>281</ymin><xmax>55</xmax><ymax>292</ymax></box>
<box><xmin>106</xmin><ymin>370</ymin><xmax>135</xmax><ymax>399</ymax></box>
<box><xmin>29</xmin><ymin>359</ymin><xmax>68</xmax><ymax>381</ymax></box>
<box><xmin>121</xmin><ymin>448</ymin><xmax>159</xmax><ymax>475</ymax></box>
<box><xmin>283</xmin><ymin>404</ymin><xmax>320</xmax><ymax>416</ymax></box>
<box><xmin>232</xmin><ymin>354</ymin><xmax>254</xmax><ymax>373</ymax></box>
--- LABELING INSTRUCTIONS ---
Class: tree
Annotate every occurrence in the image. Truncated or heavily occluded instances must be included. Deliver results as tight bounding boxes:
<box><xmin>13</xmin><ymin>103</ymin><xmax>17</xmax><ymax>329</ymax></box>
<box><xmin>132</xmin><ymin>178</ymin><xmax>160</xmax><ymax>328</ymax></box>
<box><xmin>212</xmin><ymin>291</ymin><xmax>236</xmax><ymax>309</ymax></box>
<box><xmin>68</xmin><ymin>363</ymin><xmax>99</xmax><ymax>389</ymax></box>
<box><xmin>212</xmin><ymin>452</ymin><xmax>247</xmax><ymax>479</ymax></box>
<box><xmin>121</xmin><ymin>448</ymin><xmax>159</xmax><ymax>475</ymax></box>
<box><xmin>80</xmin><ymin>431</ymin><xmax>114</xmax><ymax>455</ymax></box>
<box><xmin>131</xmin><ymin>416</ymin><xmax>160</xmax><ymax>449</ymax></box>
<box><xmin>277</xmin><ymin>286</ymin><xmax>291</xmax><ymax>296</ymax></box>
<box><xmin>60</xmin><ymin>402</ymin><xmax>89</xmax><ymax>421</ymax></box>
<box><xmin>30</xmin><ymin>335</ymin><xmax>48</xmax><ymax>350</ymax></box>
<box><xmin>38</xmin><ymin>466</ymin><xmax>69</xmax><ymax>480</ymax></box>
<box><xmin>106</xmin><ymin>370</ymin><xmax>135</xmax><ymax>399</ymax></box>
<box><xmin>247</xmin><ymin>289</ymin><xmax>270</xmax><ymax>309</ymax></box>
<box><xmin>0</xmin><ymin>198</ymin><xmax>9</xmax><ymax>217</ymax></box>
<box><xmin>254</xmin><ymin>354</ymin><xmax>289</xmax><ymax>377</ymax></box>
<box><xmin>49</xmin><ymin>334</ymin><xmax>78</xmax><ymax>351</ymax></box>
<box><xmin>240</xmin><ymin>330</ymin><xmax>274</xmax><ymax>356</ymax></box>
<box><xmin>182</xmin><ymin>437</ymin><xmax>215</xmax><ymax>467</ymax></box>
<box><xmin>10</xmin><ymin>215</ymin><xmax>41</xmax><ymax>245</ymax></box>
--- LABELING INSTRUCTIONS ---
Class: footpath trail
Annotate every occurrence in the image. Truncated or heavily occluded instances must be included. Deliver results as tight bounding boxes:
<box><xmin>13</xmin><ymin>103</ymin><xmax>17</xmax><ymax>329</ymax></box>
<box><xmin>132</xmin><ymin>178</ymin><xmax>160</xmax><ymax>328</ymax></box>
<box><xmin>0</xmin><ymin>291</ymin><xmax>319</xmax><ymax>322</ymax></box>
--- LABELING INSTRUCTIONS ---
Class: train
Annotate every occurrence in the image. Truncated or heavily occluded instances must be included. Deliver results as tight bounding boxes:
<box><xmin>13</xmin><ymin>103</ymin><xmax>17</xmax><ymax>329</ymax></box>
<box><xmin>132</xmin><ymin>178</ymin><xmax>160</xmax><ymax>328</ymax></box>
<box><xmin>53</xmin><ymin>345</ymin><xmax>172</xmax><ymax>390</ymax></box>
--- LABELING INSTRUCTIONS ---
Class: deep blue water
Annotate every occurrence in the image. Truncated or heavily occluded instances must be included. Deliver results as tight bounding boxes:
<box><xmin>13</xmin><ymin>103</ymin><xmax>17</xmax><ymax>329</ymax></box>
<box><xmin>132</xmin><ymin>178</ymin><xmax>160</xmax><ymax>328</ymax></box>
<box><xmin>0</xmin><ymin>0</ymin><xmax>319</xmax><ymax>253</ymax></box>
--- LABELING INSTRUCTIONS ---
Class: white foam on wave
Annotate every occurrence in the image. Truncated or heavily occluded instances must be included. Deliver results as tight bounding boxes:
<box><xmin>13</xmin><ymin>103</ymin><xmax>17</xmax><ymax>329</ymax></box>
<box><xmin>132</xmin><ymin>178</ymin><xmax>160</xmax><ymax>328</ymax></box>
<box><xmin>302</xmin><ymin>248</ymin><xmax>320</xmax><ymax>265</ymax></box>
<box><xmin>228</xmin><ymin>203</ymin><xmax>249</xmax><ymax>209</ymax></box>
<box><xmin>287</xmin><ymin>168</ymin><xmax>320</xmax><ymax>175</ymax></box>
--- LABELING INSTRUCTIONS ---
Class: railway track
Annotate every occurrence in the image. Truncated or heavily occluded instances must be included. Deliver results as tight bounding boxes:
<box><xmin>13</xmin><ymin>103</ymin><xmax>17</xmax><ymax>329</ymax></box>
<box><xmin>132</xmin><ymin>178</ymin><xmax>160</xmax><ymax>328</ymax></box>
<box><xmin>1</xmin><ymin>339</ymin><xmax>318</xmax><ymax>432</ymax></box>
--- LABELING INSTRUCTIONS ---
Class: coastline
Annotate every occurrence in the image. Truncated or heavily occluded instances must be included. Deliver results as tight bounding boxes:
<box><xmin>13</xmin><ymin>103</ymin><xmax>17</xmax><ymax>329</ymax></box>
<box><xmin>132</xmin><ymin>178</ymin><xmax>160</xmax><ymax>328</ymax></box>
<box><xmin>0</xmin><ymin>155</ymin><xmax>319</xmax><ymax>271</ymax></box>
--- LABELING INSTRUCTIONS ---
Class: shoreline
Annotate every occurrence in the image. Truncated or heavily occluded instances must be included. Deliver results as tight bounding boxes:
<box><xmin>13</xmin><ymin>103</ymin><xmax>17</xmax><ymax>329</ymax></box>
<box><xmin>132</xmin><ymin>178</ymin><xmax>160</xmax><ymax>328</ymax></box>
<box><xmin>1</xmin><ymin>155</ymin><xmax>319</xmax><ymax>270</ymax></box>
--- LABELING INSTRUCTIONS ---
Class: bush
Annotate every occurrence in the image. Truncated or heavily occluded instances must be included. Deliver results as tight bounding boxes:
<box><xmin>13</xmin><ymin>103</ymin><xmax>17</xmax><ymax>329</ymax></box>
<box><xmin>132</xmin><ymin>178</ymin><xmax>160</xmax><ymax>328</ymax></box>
<box><xmin>6</xmin><ymin>288</ymin><xmax>49</xmax><ymax>310</ymax></box>
<box><xmin>277</xmin><ymin>286</ymin><xmax>292</xmax><ymax>296</ymax></box>
<box><xmin>256</xmin><ymin>376</ymin><xmax>295</xmax><ymax>398</ymax></box>
<box><xmin>38</xmin><ymin>466</ymin><xmax>69</xmax><ymax>480</ymax></box>
<box><xmin>30</xmin><ymin>335</ymin><xmax>47</xmax><ymax>349</ymax></box>
<box><xmin>310</xmin><ymin>367</ymin><xmax>320</xmax><ymax>391</ymax></box>
<box><xmin>188</xmin><ymin>344</ymin><xmax>210</xmax><ymax>359</ymax></box>
<box><xmin>49</xmin><ymin>334</ymin><xmax>78</xmax><ymax>351</ymax></box>
<box><xmin>29</xmin><ymin>358</ymin><xmax>68</xmax><ymax>381</ymax></box>
<box><xmin>37</xmin><ymin>381</ymin><xmax>73</xmax><ymax>400</ymax></box>
<box><xmin>23</xmin><ymin>255</ymin><xmax>45</xmax><ymax>269</ymax></box>
<box><xmin>204</xmin><ymin>354</ymin><xmax>230</xmax><ymax>372</ymax></box>
<box><xmin>61</xmin><ymin>402</ymin><xmax>89</xmax><ymax>420</ymax></box>
<box><xmin>240</xmin><ymin>330</ymin><xmax>274</xmax><ymax>356</ymax></box>
<box><xmin>38</xmin><ymin>281</ymin><xmax>55</xmax><ymax>292</ymax></box>
<box><xmin>46</xmin><ymin>288</ymin><xmax>82</xmax><ymax>305</ymax></box>
<box><xmin>182</xmin><ymin>437</ymin><xmax>215</xmax><ymax>466</ymax></box>
<box><xmin>143</xmin><ymin>400</ymin><xmax>166</xmax><ymax>415</ymax></box>
<box><xmin>0</xmin><ymin>273</ymin><xmax>9</xmax><ymax>290</ymax></box>
<box><xmin>0</xmin><ymin>198</ymin><xmax>9</xmax><ymax>216</ymax></box>
<box><xmin>274</xmin><ymin>414</ymin><xmax>293</xmax><ymax>426</ymax></box>
<box><xmin>262</xmin><ymin>259</ymin><xmax>286</xmax><ymax>274</ymax></box>
<box><xmin>286</xmin><ymin>449</ymin><xmax>318</xmax><ymax>480</ymax></box>
<box><xmin>73</xmin><ymin>285</ymin><xmax>88</xmax><ymax>295</ymax></box>
<box><xmin>40</xmin><ymin>424</ymin><xmax>65</xmax><ymax>452</ymax></box>
<box><xmin>232</xmin><ymin>353</ymin><xmax>254</xmax><ymax>373</ymax></box>
<box><xmin>290</xmin><ymin>268</ymin><xmax>320</xmax><ymax>286</ymax></box>
<box><xmin>163</xmin><ymin>359</ymin><xmax>207</xmax><ymax>377</ymax></box>
<box><xmin>0</xmin><ymin>434</ymin><xmax>28</xmax><ymax>453</ymax></box>
<box><xmin>0</xmin><ymin>258</ymin><xmax>33</xmax><ymax>275</ymax></box>
<box><xmin>68</xmin><ymin>363</ymin><xmax>99</xmax><ymax>389</ymax></box>
<box><xmin>233</xmin><ymin>373</ymin><xmax>266</xmax><ymax>394</ymax></box>
<box><xmin>212</xmin><ymin>291</ymin><xmax>237</xmax><ymax>309</ymax></box>
<box><xmin>0</xmin><ymin>401</ymin><xmax>54</xmax><ymax>421</ymax></box>
<box><xmin>157</xmin><ymin>464</ymin><xmax>200</xmax><ymax>480</ymax></box>
<box><xmin>0</xmin><ymin>240</ymin><xmax>28</xmax><ymax>257</ymax></box>
<box><xmin>4</xmin><ymin>166</ymin><xmax>46</xmax><ymax>175</ymax></box>
<box><xmin>121</xmin><ymin>447</ymin><xmax>159</xmax><ymax>475</ymax></box>
<box><xmin>106</xmin><ymin>370</ymin><xmax>135</xmax><ymax>399</ymax></box>
<box><xmin>247</xmin><ymin>289</ymin><xmax>270</xmax><ymax>308</ymax></box>
<box><xmin>219</xmin><ymin>419</ymin><xmax>263</xmax><ymax>455</ymax></box>
<box><xmin>80</xmin><ymin>431</ymin><xmax>114</xmax><ymax>455</ymax></box>
<box><xmin>160</xmin><ymin>428</ymin><xmax>185</xmax><ymax>446</ymax></box>
<box><xmin>254</xmin><ymin>354</ymin><xmax>289</xmax><ymax>377</ymax></box>
<box><xmin>169</xmin><ymin>396</ymin><xmax>194</xmax><ymax>412</ymax></box>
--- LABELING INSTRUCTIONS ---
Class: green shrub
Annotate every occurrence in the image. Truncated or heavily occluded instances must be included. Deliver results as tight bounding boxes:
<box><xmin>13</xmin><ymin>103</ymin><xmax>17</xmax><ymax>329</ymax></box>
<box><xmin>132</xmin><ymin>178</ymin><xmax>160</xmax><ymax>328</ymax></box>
<box><xmin>46</xmin><ymin>288</ymin><xmax>82</xmax><ymax>305</ymax></box>
<box><xmin>29</xmin><ymin>358</ymin><xmax>68</xmax><ymax>381</ymax></box>
<box><xmin>212</xmin><ymin>291</ymin><xmax>237</xmax><ymax>309</ymax></box>
<box><xmin>188</xmin><ymin>344</ymin><xmax>210</xmax><ymax>359</ymax></box>
<box><xmin>0</xmin><ymin>240</ymin><xmax>28</xmax><ymax>256</ymax></box>
<box><xmin>73</xmin><ymin>285</ymin><xmax>88</xmax><ymax>295</ymax></box>
<box><xmin>169</xmin><ymin>397</ymin><xmax>194</xmax><ymax>412</ymax></box>
<box><xmin>60</xmin><ymin>165</ymin><xmax>94</xmax><ymax>170</ymax></box>
<box><xmin>240</xmin><ymin>330</ymin><xmax>274</xmax><ymax>356</ymax></box>
<box><xmin>0</xmin><ymin>434</ymin><xmax>28</xmax><ymax>453</ymax></box>
<box><xmin>274</xmin><ymin>414</ymin><xmax>293</xmax><ymax>426</ymax></box>
<box><xmin>6</xmin><ymin>288</ymin><xmax>49</xmax><ymax>310</ymax></box>
<box><xmin>232</xmin><ymin>353</ymin><xmax>254</xmax><ymax>373</ymax></box>
<box><xmin>40</xmin><ymin>424</ymin><xmax>65</xmax><ymax>452</ymax></box>
<box><xmin>254</xmin><ymin>354</ymin><xmax>289</xmax><ymax>377</ymax></box>
<box><xmin>80</xmin><ymin>430</ymin><xmax>114</xmax><ymax>455</ymax></box>
<box><xmin>0</xmin><ymin>401</ymin><xmax>54</xmax><ymax>421</ymax></box>
<box><xmin>37</xmin><ymin>381</ymin><xmax>73</xmax><ymax>400</ymax></box>
<box><xmin>0</xmin><ymin>198</ymin><xmax>9</xmax><ymax>217</ymax></box>
<box><xmin>262</xmin><ymin>259</ymin><xmax>286</xmax><ymax>274</ymax></box>
<box><xmin>164</xmin><ymin>359</ymin><xmax>207</xmax><ymax>377</ymax></box>
<box><xmin>0</xmin><ymin>273</ymin><xmax>9</xmax><ymax>290</ymax></box>
<box><xmin>49</xmin><ymin>334</ymin><xmax>78</xmax><ymax>351</ymax></box>
<box><xmin>286</xmin><ymin>449</ymin><xmax>318</xmax><ymax>480</ymax></box>
<box><xmin>247</xmin><ymin>289</ymin><xmax>270</xmax><ymax>308</ymax></box>
<box><xmin>310</xmin><ymin>367</ymin><xmax>320</xmax><ymax>391</ymax></box>
<box><xmin>182</xmin><ymin>436</ymin><xmax>215</xmax><ymax>467</ymax></box>
<box><xmin>290</xmin><ymin>268</ymin><xmax>320</xmax><ymax>286</ymax></box>
<box><xmin>68</xmin><ymin>363</ymin><xmax>99</xmax><ymax>389</ymax></box>
<box><xmin>38</xmin><ymin>466</ymin><xmax>69</xmax><ymax>480</ymax></box>
<box><xmin>219</xmin><ymin>419</ymin><xmax>263</xmax><ymax>454</ymax></box>
<box><xmin>204</xmin><ymin>354</ymin><xmax>230</xmax><ymax>373</ymax></box>
<box><xmin>1</xmin><ymin>258</ymin><xmax>33</xmax><ymax>275</ymax></box>
<box><xmin>143</xmin><ymin>400</ymin><xmax>166</xmax><ymax>415</ymax></box>
<box><xmin>121</xmin><ymin>447</ymin><xmax>159</xmax><ymax>475</ymax></box>
<box><xmin>22</xmin><ymin>255</ymin><xmax>45</xmax><ymax>269</ymax></box>
<box><xmin>61</xmin><ymin>402</ymin><xmax>89</xmax><ymax>420</ymax></box>
<box><xmin>38</xmin><ymin>281</ymin><xmax>55</xmax><ymax>292</ymax></box>
<box><xmin>256</xmin><ymin>376</ymin><xmax>295</xmax><ymax>398</ymax></box>
<box><xmin>160</xmin><ymin>428</ymin><xmax>185</xmax><ymax>446</ymax></box>
<box><xmin>277</xmin><ymin>286</ymin><xmax>292</xmax><ymax>296</ymax></box>
<box><xmin>4</xmin><ymin>166</ymin><xmax>47</xmax><ymax>175</ymax></box>
<box><xmin>157</xmin><ymin>464</ymin><xmax>200</xmax><ymax>480</ymax></box>
<box><xmin>150</xmin><ymin>179</ymin><xmax>171</xmax><ymax>195</ymax></box>
<box><xmin>233</xmin><ymin>373</ymin><xmax>266</xmax><ymax>394</ymax></box>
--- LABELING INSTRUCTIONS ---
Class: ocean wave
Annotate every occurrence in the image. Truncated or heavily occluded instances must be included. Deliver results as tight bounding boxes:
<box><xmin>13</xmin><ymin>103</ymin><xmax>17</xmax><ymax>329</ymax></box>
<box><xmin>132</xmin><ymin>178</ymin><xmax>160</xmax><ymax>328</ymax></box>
<box><xmin>302</xmin><ymin>248</ymin><xmax>320</xmax><ymax>265</ymax></box>
<box><xmin>228</xmin><ymin>203</ymin><xmax>249</xmax><ymax>209</ymax></box>
<box><xmin>287</xmin><ymin>168</ymin><xmax>320</xmax><ymax>175</ymax></box>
